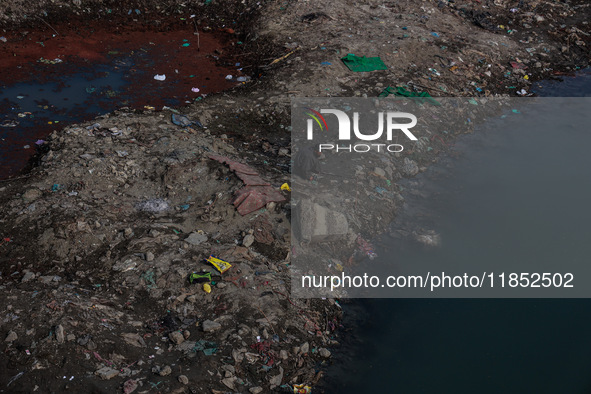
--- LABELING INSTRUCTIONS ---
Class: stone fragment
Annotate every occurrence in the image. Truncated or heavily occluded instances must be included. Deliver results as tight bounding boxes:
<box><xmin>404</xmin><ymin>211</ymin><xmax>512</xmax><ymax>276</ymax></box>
<box><xmin>374</xmin><ymin>167</ymin><xmax>386</xmax><ymax>177</ymax></box>
<box><xmin>21</xmin><ymin>271</ymin><xmax>35</xmax><ymax>283</ymax></box>
<box><xmin>178</xmin><ymin>375</ymin><xmax>189</xmax><ymax>385</ymax></box>
<box><xmin>297</xmin><ymin>200</ymin><xmax>348</xmax><ymax>243</ymax></box>
<box><xmin>159</xmin><ymin>365</ymin><xmax>172</xmax><ymax>376</ymax></box>
<box><xmin>242</xmin><ymin>234</ymin><xmax>255</xmax><ymax>247</ymax></box>
<box><xmin>169</xmin><ymin>331</ymin><xmax>185</xmax><ymax>345</ymax></box>
<box><xmin>55</xmin><ymin>324</ymin><xmax>65</xmax><ymax>344</ymax></box>
<box><xmin>402</xmin><ymin>158</ymin><xmax>419</xmax><ymax>177</ymax></box>
<box><xmin>95</xmin><ymin>367</ymin><xmax>120</xmax><ymax>380</ymax></box>
<box><xmin>300</xmin><ymin>342</ymin><xmax>310</xmax><ymax>354</ymax></box>
<box><xmin>185</xmin><ymin>232</ymin><xmax>208</xmax><ymax>246</ymax></box>
<box><xmin>5</xmin><ymin>330</ymin><xmax>17</xmax><ymax>342</ymax></box>
<box><xmin>202</xmin><ymin>320</ymin><xmax>221</xmax><ymax>332</ymax></box>
<box><xmin>319</xmin><ymin>347</ymin><xmax>331</xmax><ymax>358</ymax></box>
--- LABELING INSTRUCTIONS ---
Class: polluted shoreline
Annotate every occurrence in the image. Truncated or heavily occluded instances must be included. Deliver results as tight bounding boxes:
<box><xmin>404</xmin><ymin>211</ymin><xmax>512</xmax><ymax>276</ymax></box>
<box><xmin>0</xmin><ymin>0</ymin><xmax>589</xmax><ymax>393</ymax></box>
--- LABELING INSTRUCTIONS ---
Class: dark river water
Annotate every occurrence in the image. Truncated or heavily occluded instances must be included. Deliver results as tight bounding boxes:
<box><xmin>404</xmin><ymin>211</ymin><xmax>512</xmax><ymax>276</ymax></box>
<box><xmin>320</xmin><ymin>70</ymin><xmax>591</xmax><ymax>393</ymax></box>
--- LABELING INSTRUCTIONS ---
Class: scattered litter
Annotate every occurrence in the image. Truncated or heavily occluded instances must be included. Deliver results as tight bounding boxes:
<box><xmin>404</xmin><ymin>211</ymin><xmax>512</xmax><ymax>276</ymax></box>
<box><xmin>378</xmin><ymin>86</ymin><xmax>440</xmax><ymax>106</ymax></box>
<box><xmin>206</xmin><ymin>255</ymin><xmax>232</xmax><ymax>274</ymax></box>
<box><xmin>341</xmin><ymin>53</ymin><xmax>387</xmax><ymax>72</ymax></box>
<box><xmin>189</xmin><ymin>271</ymin><xmax>212</xmax><ymax>284</ymax></box>
<box><xmin>431</xmin><ymin>32</ymin><xmax>440</xmax><ymax>37</ymax></box>
<box><xmin>123</xmin><ymin>379</ymin><xmax>138</xmax><ymax>394</ymax></box>
<box><xmin>153</xmin><ymin>74</ymin><xmax>166</xmax><ymax>81</ymax></box>
<box><xmin>38</xmin><ymin>57</ymin><xmax>63</xmax><ymax>64</ymax></box>
<box><xmin>281</xmin><ymin>183</ymin><xmax>291</xmax><ymax>192</ymax></box>
<box><xmin>171</xmin><ymin>113</ymin><xmax>203</xmax><ymax>128</ymax></box>
<box><xmin>193</xmin><ymin>339</ymin><xmax>217</xmax><ymax>355</ymax></box>
<box><xmin>191</xmin><ymin>87</ymin><xmax>200</xmax><ymax>93</ymax></box>
<box><xmin>0</xmin><ymin>37</ymin><xmax>6</xmax><ymax>43</ymax></box>
<box><xmin>136</xmin><ymin>199</ymin><xmax>169</xmax><ymax>213</ymax></box>
<box><xmin>209</xmin><ymin>154</ymin><xmax>286</xmax><ymax>214</ymax></box>
<box><xmin>7</xmin><ymin>372</ymin><xmax>24</xmax><ymax>387</ymax></box>
<box><xmin>225</xmin><ymin>75</ymin><xmax>233</xmax><ymax>80</ymax></box>
<box><xmin>357</xmin><ymin>235</ymin><xmax>377</xmax><ymax>260</ymax></box>
<box><xmin>293</xmin><ymin>383</ymin><xmax>312</xmax><ymax>393</ymax></box>
<box><xmin>321</xmin><ymin>61</ymin><xmax>332</xmax><ymax>66</ymax></box>
<box><xmin>203</xmin><ymin>283</ymin><xmax>212</xmax><ymax>293</ymax></box>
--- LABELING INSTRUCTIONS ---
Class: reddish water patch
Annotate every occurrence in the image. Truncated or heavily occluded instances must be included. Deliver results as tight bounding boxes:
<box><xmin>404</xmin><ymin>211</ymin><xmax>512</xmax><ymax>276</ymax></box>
<box><xmin>0</xmin><ymin>19</ymin><xmax>244</xmax><ymax>179</ymax></box>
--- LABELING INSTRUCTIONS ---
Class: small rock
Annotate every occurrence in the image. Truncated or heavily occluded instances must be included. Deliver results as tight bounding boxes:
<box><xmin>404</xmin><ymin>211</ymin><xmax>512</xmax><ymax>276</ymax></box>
<box><xmin>95</xmin><ymin>366</ymin><xmax>119</xmax><ymax>380</ymax></box>
<box><xmin>280</xmin><ymin>350</ymin><xmax>289</xmax><ymax>360</ymax></box>
<box><xmin>185</xmin><ymin>232</ymin><xmax>208</xmax><ymax>246</ymax></box>
<box><xmin>21</xmin><ymin>271</ymin><xmax>35</xmax><ymax>283</ymax></box>
<box><xmin>67</xmin><ymin>334</ymin><xmax>76</xmax><ymax>342</ymax></box>
<box><xmin>402</xmin><ymin>158</ymin><xmax>419</xmax><ymax>177</ymax></box>
<box><xmin>225</xmin><ymin>365</ymin><xmax>236</xmax><ymax>373</ymax></box>
<box><xmin>202</xmin><ymin>320</ymin><xmax>222</xmax><ymax>332</ymax></box>
<box><xmin>374</xmin><ymin>167</ymin><xmax>386</xmax><ymax>177</ymax></box>
<box><xmin>55</xmin><ymin>325</ymin><xmax>65</xmax><ymax>344</ymax></box>
<box><xmin>145</xmin><ymin>252</ymin><xmax>155</xmax><ymax>262</ymax></box>
<box><xmin>221</xmin><ymin>377</ymin><xmax>236</xmax><ymax>390</ymax></box>
<box><xmin>23</xmin><ymin>188</ymin><xmax>42</xmax><ymax>202</ymax></box>
<box><xmin>242</xmin><ymin>234</ymin><xmax>255</xmax><ymax>247</ymax></box>
<box><xmin>178</xmin><ymin>375</ymin><xmax>189</xmax><ymax>385</ymax></box>
<box><xmin>169</xmin><ymin>331</ymin><xmax>185</xmax><ymax>345</ymax></box>
<box><xmin>300</xmin><ymin>342</ymin><xmax>309</xmax><ymax>354</ymax></box>
<box><xmin>5</xmin><ymin>330</ymin><xmax>17</xmax><ymax>342</ymax></box>
<box><xmin>250</xmin><ymin>387</ymin><xmax>264</xmax><ymax>394</ymax></box>
<box><xmin>269</xmin><ymin>366</ymin><xmax>284</xmax><ymax>388</ymax></box>
<box><xmin>159</xmin><ymin>365</ymin><xmax>172</xmax><ymax>376</ymax></box>
<box><xmin>183</xmin><ymin>330</ymin><xmax>190</xmax><ymax>339</ymax></box>
<box><xmin>319</xmin><ymin>347</ymin><xmax>331</xmax><ymax>358</ymax></box>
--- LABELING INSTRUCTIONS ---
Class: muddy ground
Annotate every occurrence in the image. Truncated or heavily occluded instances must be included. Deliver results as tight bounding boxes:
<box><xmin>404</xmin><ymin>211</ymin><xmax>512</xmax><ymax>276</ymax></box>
<box><xmin>0</xmin><ymin>0</ymin><xmax>589</xmax><ymax>393</ymax></box>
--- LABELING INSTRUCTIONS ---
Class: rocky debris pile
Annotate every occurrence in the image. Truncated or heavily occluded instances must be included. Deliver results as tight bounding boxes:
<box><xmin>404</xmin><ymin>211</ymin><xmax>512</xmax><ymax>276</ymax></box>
<box><xmin>0</xmin><ymin>108</ymin><xmax>340</xmax><ymax>392</ymax></box>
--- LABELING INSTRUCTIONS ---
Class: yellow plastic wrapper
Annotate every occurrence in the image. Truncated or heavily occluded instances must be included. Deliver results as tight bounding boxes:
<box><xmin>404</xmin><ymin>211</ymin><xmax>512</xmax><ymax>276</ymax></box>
<box><xmin>206</xmin><ymin>255</ymin><xmax>232</xmax><ymax>274</ymax></box>
<box><xmin>281</xmin><ymin>183</ymin><xmax>291</xmax><ymax>192</ymax></box>
<box><xmin>203</xmin><ymin>283</ymin><xmax>212</xmax><ymax>293</ymax></box>
<box><xmin>293</xmin><ymin>384</ymin><xmax>312</xmax><ymax>393</ymax></box>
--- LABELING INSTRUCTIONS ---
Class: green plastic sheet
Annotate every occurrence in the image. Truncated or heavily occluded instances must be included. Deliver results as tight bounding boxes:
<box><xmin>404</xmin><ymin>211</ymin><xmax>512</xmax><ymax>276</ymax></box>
<box><xmin>341</xmin><ymin>53</ymin><xmax>387</xmax><ymax>72</ymax></box>
<box><xmin>378</xmin><ymin>86</ymin><xmax>441</xmax><ymax>106</ymax></box>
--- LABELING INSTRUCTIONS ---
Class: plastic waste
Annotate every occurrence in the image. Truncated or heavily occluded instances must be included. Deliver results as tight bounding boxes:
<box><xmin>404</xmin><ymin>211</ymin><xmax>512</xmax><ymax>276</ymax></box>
<box><xmin>171</xmin><ymin>113</ymin><xmax>203</xmax><ymax>128</ymax></box>
<box><xmin>189</xmin><ymin>271</ymin><xmax>212</xmax><ymax>284</ymax></box>
<box><xmin>293</xmin><ymin>384</ymin><xmax>312</xmax><ymax>393</ymax></box>
<box><xmin>341</xmin><ymin>53</ymin><xmax>387</xmax><ymax>72</ymax></box>
<box><xmin>153</xmin><ymin>74</ymin><xmax>166</xmax><ymax>81</ymax></box>
<box><xmin>378</xmin><ymin>86</ymin><xmax>441</xmax><ymax>106</ymax></box>
<box><xmin>206</xmin><ymin>255</ymin><xmax>232</xmax><ymax>274</ymax></box>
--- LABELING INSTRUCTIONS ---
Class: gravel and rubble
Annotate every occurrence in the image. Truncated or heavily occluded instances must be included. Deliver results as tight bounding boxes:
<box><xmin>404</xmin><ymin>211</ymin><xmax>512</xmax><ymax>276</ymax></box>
<box><xmin>0</xmin><ymin>0</ymin><xmax>589</xmax><ymax>392</ymax></box>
